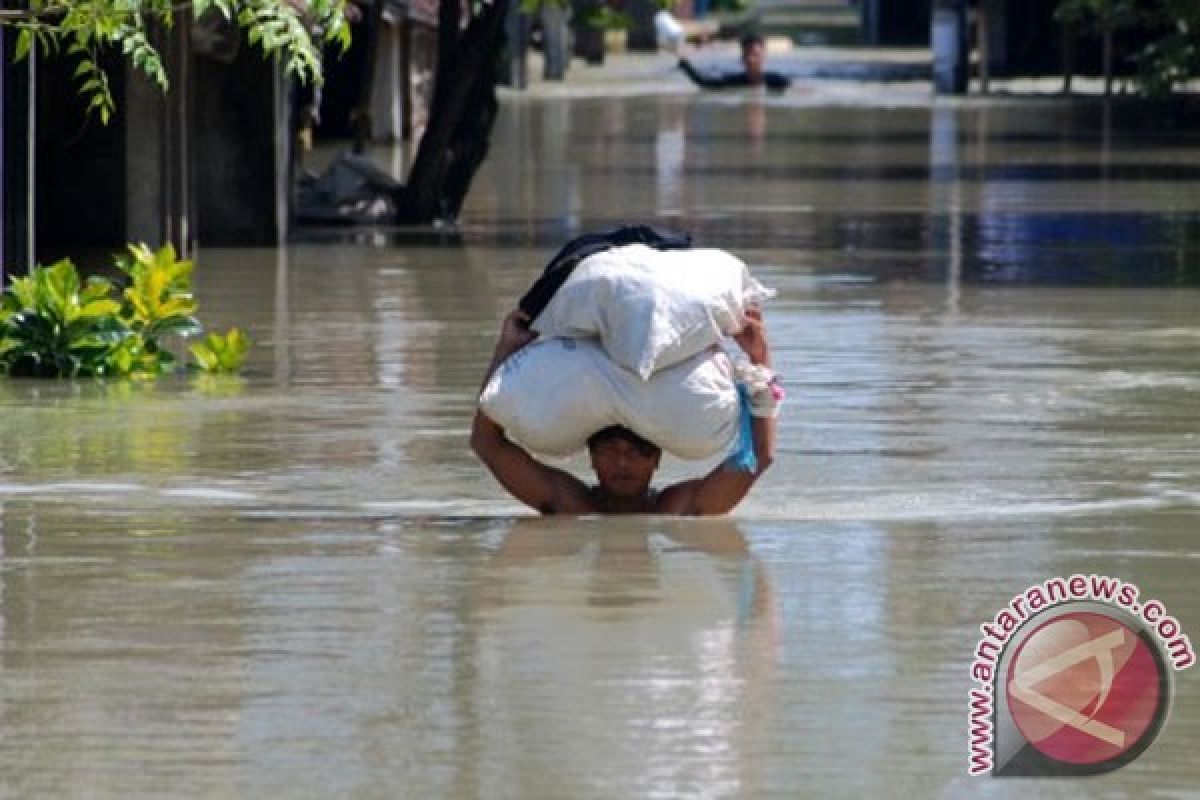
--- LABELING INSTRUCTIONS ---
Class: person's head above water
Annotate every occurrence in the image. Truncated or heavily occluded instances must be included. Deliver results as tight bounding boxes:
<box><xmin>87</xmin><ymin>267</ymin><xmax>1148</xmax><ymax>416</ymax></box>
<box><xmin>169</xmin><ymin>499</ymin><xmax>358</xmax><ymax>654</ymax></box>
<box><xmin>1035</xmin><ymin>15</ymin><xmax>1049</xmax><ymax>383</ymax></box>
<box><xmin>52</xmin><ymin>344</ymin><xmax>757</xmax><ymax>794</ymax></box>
<box><xmin>740</xmin><ymin>33</ymin><xmax>767</xmax><ymax>84</ymax></box>
<box><xmin>586</xmin><ymin>426</ymin><xmax>663</xmax><ymax>499</ymax></box>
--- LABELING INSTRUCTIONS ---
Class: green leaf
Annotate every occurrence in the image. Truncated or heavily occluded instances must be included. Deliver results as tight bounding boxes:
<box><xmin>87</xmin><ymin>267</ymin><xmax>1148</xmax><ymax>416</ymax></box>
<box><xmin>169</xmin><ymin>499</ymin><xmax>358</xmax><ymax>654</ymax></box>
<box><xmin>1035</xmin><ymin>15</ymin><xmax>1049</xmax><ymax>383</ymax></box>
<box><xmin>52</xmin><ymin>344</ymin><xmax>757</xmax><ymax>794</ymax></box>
<box><xmin>80</xmin><ymin>275</ymin><xmax>115</xmax><ymax>304</ymax></box>
<box><xmin>145</xmin><ymin>314</ymin><xmax>202</xmax><ymax>340</ymax></box>
<box><xmin>15</xmin><ymin>29</ymin><xmax>33</xmax><ymax>63</ymax></box>
<box><xmin>189</xmin><ymin>343</ymin><xmax>217</xmax><ymax>372</ymax></box>
<box><xmin>40</xmin><ymin>259</ymin><xmax>82</xmax><ymax>322</ymax></box>
<box><xmin>79</xmin><ymin>296</ymin><xmax>122</xmax><ymax>318</ymax></box>
<box><xmin>6</xmin><ymin>275</ymin><xmax>38</xmax><ymax>312</ymax></box>
<box><xmin>190</xmin><ymin>328</ymin><xmax>251</xmax><ymax>373</ymax></box>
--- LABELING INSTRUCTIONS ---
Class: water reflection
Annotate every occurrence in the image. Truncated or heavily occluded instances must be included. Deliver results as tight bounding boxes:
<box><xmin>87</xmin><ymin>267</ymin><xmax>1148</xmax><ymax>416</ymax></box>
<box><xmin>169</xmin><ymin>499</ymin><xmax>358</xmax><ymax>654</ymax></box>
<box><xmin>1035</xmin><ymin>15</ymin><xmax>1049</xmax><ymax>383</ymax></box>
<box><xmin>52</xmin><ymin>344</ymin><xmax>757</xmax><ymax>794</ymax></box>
<box><xmin>469</xmin><ymin>518</ymin><xmax>775</xmax><ymax>798</ymax></box>
<box><xmin>461</xmin><ymin>95</ymin><xmax>1200</xmax><ymax>285</ymax></box>
<box><xmin>654</xmin><ymin>100</ymin><xmax>685</xmax><ymax>214</ymax></box>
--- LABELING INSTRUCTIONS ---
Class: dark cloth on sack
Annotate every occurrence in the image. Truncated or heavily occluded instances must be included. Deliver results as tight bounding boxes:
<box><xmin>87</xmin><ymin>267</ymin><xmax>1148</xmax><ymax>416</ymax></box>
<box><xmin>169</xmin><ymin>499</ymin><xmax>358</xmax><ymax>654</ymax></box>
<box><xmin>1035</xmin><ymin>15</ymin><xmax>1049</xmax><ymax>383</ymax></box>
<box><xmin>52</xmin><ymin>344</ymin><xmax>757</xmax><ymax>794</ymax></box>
<box><xmin>518</xmin><ymin>225</ymin><xmax>693</xmax><ymax>321</ymax></box>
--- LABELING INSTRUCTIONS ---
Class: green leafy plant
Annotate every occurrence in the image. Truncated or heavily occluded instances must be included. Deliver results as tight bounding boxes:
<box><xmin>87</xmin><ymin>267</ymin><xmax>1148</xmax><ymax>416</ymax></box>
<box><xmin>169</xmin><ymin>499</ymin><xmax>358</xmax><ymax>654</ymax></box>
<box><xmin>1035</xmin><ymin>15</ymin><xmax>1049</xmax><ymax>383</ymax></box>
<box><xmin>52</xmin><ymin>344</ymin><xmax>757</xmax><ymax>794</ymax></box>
<box><xmin>1</xmin><ymin>243</ymin><xmax>250</xmax><ymax>379</ymax></box>
<box><xmin>113</xmin><ymin>243</ymin><xmax>202</xmax><ymax>374</ymax></box>
<box><xmin>189</xmin><ymin>328</ymin><xmax>251</xmax><ymax>374</ymax></box>
<box><xmin>3</xmin><ymin>0</ymin><xmax>351</xmax><ymax>124</ymax></box>
<box><xmin>0</xmin><ymin>259</ymin><xmax>129</xmax><ymax>377</ymax></box>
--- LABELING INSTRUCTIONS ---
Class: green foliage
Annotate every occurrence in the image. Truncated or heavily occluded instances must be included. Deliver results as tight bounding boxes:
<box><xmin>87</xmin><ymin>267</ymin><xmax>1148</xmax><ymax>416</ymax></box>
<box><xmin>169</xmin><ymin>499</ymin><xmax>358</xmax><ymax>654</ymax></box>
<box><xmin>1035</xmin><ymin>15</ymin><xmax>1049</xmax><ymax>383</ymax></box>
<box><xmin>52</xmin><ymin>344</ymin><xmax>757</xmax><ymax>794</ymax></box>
<box><xmin>1056</xmin><ymin>0</ymin><xmax>1200</xmax><ymax>95</ymax></box>
<box><xmin>189</xmin><ymin>328</ymin><xmax>251</xmax><ymax>374</ymax></box>
<box><xmin>0</xmin><ymin>244</ymin><xmax>249</xmax><ymax>379</ymax></box>
<box><xmin>4</xmin><ymin>1</ymin><xmax>351</xmax><ymax>123</ymax></box>
<box><xmin>1135</xmin><ymin>0</ymin><xmax>1200</xmax><ymax>97</ymax></box>
<box><xmin>0</xmin><ymin>260</ymin><xmax>128</xmax><ymax>377</ymax></box>
<box><xmin>583</xmin><ymin>6</ymin><xmax>630</xmax><ymax>32</ymax></box>
<box><xmin>1054</xmin><ymin>0</ymin><xmax>1138</xmax><ymax>29</ymax></box>
<box><xmin>113</xmin><ymin>243</ymin><xmax>203</xmax><ymax>375</ymax></box>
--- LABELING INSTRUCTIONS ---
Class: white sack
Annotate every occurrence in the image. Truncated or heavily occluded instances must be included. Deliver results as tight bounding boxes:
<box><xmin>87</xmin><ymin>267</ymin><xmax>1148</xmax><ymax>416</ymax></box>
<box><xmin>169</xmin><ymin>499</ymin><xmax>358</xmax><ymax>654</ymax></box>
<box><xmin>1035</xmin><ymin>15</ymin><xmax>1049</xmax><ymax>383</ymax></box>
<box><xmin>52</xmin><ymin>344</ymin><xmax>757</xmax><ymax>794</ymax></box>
<box><xmin>531</xmin><ymin>244</ymin><xmax>774</xmax><ymax>380</ymax></box>
<box><xmin>479</xmin><ymin>337</ymin><xmax>739</xmax><ymax>460</ymax></box>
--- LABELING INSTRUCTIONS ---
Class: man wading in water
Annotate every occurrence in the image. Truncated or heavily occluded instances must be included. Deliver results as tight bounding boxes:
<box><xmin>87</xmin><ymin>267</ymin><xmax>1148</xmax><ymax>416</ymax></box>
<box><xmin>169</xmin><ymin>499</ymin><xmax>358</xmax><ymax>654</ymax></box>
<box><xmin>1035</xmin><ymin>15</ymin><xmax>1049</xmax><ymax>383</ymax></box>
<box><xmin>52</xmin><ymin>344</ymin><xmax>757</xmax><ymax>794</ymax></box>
<box><xmin>471</xmin><ymin>309</ymin><xmax>778</xmax><ymax>515</ymax></box>
<box><xmin>678</xmin><ymin>34</ymin><xmax>792</xmax><ymax>92</ymax></box>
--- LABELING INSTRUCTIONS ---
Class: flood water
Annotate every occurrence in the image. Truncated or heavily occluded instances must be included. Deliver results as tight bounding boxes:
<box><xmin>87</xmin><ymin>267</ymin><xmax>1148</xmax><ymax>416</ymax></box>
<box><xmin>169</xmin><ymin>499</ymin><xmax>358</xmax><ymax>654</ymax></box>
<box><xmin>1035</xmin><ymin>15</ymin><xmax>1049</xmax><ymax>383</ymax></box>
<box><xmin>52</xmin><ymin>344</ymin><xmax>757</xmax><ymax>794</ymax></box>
<box><xmin>3</xmin><ymin>87</ymin><xmax>1200</xmax><ymax>797</ymax></box>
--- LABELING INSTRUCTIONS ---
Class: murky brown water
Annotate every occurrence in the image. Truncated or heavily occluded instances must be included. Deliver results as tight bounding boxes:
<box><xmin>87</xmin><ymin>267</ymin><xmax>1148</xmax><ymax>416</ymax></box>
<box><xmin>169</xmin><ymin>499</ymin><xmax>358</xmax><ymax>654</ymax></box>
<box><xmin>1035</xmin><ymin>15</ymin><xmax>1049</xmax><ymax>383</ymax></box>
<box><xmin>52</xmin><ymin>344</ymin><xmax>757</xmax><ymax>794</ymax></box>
<box><xmin>3</xmin><ymin>89</ymin><xmax>1200</xmax><ymax>797</ymax></box>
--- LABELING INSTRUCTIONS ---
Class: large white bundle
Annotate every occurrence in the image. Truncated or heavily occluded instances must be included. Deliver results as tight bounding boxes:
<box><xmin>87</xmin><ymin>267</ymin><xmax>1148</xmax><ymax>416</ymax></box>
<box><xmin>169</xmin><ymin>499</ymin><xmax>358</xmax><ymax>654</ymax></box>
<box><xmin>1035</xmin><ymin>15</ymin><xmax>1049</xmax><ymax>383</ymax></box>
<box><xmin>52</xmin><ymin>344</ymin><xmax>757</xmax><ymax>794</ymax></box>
<box><xmin>479</xmin><ymin>337</ymin><xmax>739</xmax><ymax>460</ymax></box>
<box><xmin>531</xmin><ymin>244</ymin><xmax>773</xmax><ymax>380</ymax></box>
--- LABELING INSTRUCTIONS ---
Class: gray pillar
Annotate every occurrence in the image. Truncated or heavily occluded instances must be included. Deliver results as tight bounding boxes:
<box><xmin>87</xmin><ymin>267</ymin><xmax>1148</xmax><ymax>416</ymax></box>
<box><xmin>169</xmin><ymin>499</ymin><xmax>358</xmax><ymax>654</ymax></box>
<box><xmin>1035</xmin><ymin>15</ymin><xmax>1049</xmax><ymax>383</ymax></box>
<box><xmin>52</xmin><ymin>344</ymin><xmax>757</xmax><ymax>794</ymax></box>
<box><xmin>931</xmin><ymin>1</ymin><xmax>969</xmax><ymax>94</ymax></box>
<box><xmin>541</xmin><ymin>3</ymin><xmax>569</xmax><ymax>81</ymax></box>
<box><xmin>503</xmin><ymin>3</ymin><xmax>531</xmax><ymax>89</ymax></box>
<box><xmin>191</xmin><ymin>17</ymin><xmax>292</xmax><ymax>245</ymax></box>
<box><xmin>125</xmin><ymin>20</ymin><xmax>191</xmax><ymax>254</ymax></box>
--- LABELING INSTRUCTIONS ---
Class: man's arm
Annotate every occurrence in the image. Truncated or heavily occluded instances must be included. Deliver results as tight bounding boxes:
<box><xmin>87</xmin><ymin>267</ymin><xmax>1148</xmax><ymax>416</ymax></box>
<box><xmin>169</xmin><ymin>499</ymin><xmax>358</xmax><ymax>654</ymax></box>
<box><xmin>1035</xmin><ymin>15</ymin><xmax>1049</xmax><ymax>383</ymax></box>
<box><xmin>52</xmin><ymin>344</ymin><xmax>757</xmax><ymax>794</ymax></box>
<box><xmin>660</xmin><ymin>309</ymin><xmax>778</xmax><ymax>515</ymax></box>
<box><xmin>678</xmin><ymin>58</ymin><xmax>734</xmax><ymax>89</ymax></box>
<box><xmin>470</xmin><ymin>311</ymin><xmax>590</xmax><ymax>514</ymax></box>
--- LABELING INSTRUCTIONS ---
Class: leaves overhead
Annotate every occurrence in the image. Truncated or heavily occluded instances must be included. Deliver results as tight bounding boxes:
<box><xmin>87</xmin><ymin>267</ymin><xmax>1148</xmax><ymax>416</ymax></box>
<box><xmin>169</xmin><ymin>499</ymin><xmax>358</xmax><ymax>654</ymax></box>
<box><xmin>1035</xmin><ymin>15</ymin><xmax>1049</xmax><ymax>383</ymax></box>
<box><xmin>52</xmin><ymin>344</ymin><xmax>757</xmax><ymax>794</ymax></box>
<box><xmin>4</xmin><ymin>0</ymin><xmax>351</xmax><ymax>123</ymax></box>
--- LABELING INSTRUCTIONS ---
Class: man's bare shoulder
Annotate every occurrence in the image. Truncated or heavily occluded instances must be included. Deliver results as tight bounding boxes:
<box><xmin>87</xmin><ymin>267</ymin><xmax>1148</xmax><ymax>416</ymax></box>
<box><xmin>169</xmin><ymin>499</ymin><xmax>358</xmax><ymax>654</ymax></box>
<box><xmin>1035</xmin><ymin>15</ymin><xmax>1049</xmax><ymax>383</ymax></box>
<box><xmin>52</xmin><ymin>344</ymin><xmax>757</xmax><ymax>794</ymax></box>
<box><xmin>542</xmin><ymin>470</ymin><xmax>598</xmax><ymax>514</ymax></box>
<box><xmin>654</xmin><ymin>480</ymin><xmax>700</xmax><ymax>515</ymax></box>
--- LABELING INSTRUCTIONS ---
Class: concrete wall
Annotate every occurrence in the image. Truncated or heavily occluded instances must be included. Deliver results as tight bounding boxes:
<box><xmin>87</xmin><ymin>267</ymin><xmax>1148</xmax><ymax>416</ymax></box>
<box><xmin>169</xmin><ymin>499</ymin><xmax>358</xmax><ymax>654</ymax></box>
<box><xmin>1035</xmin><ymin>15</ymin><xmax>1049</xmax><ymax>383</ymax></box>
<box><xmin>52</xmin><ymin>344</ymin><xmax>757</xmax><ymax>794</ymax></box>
<box><xmin>34</xmin><ymin>18</ymin><xmax>290</xmax><ymax>255</ymax></box>
<box><xmin>190</xmin><ymin>23</ymin><xmax>290</xmax><ymax>246</ymax></box>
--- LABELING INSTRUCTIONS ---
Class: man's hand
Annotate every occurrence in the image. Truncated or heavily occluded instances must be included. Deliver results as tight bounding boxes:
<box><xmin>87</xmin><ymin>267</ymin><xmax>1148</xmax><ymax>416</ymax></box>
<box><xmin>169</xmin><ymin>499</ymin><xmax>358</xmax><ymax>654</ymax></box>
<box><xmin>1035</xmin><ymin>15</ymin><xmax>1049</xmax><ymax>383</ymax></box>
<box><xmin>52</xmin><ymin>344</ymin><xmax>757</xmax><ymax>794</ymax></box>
<box><xmin>658</xmin><ymin>307</ymin><xmax>778</xmax><ymax>515</ymax></box>
<box><xmin>495</xmin><ymin>310</ymin><xmax>538</xmax><ymax>360</ymax></box>
<box><xmin>733</xmin><ymin>307</ymin><xmax>770</xmax><ymax>366</ymax></box>
<box><xmin>473</xmin><ymin>309</ymin><xmax>590</xmax><ymax>514</ymax></box>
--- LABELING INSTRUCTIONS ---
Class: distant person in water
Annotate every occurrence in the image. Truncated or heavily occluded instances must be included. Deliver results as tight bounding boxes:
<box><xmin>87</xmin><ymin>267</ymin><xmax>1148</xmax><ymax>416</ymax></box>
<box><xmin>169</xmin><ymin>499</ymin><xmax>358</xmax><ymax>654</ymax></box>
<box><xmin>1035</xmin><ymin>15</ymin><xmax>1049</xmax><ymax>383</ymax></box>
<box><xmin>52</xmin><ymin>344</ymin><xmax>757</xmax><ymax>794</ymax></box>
<box><xmin>679</xmin><ymin>34</ymin><xmax>791</xmax><ymax>91</ymax></box>
<box><xmin>471</xmin><ymin>310</ymin><xmax>779</xmax><ymax>515</ymax></box>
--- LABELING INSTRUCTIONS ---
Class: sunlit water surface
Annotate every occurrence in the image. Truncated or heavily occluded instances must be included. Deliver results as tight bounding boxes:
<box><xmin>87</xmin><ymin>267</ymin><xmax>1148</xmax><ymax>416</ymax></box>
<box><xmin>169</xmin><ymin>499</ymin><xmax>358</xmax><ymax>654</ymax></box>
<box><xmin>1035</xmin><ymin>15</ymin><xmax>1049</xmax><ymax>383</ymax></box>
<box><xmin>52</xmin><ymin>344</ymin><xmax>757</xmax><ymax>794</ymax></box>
<box><xmin>2</xmin><ymin>89</ymin><xmax>1199</xmax><ymax>797</ymax></box>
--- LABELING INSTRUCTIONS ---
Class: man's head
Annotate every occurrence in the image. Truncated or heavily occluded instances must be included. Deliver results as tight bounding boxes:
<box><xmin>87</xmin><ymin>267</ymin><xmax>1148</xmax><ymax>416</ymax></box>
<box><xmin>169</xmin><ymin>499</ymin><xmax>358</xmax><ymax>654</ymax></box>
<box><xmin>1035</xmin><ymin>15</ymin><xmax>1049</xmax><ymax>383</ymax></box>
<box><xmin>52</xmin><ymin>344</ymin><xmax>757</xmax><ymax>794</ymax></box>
<box><xmin>587</xmin><ymin>426</ymin><xmax>662</xmax><ymax>499</ymax></box>
<box><xmin>740</xmin><ymin>34</ymin><xmax>766</xmax><ymax>84</ymax></box>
